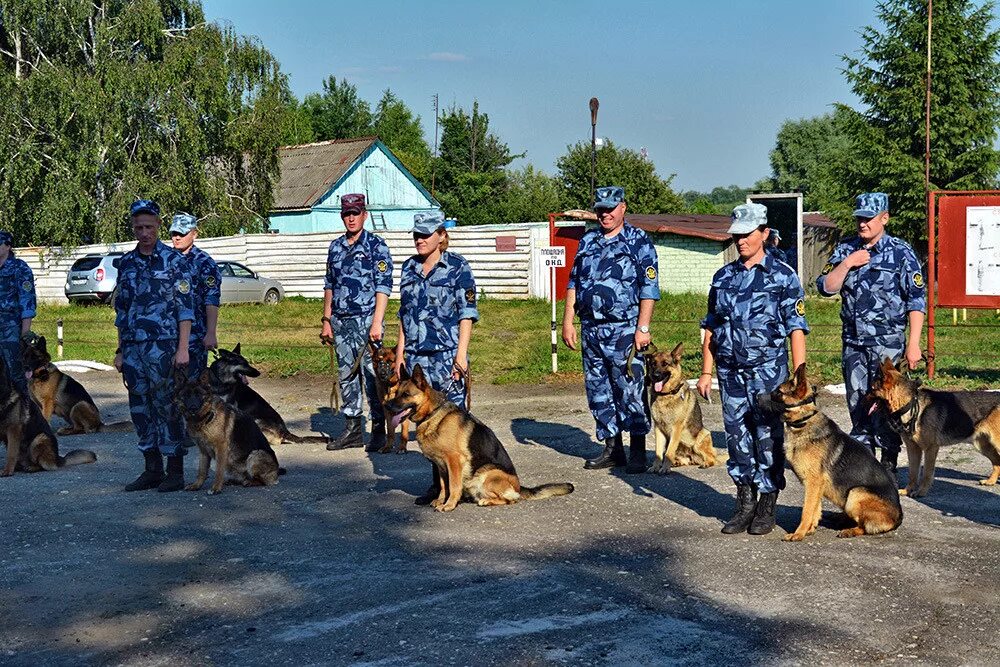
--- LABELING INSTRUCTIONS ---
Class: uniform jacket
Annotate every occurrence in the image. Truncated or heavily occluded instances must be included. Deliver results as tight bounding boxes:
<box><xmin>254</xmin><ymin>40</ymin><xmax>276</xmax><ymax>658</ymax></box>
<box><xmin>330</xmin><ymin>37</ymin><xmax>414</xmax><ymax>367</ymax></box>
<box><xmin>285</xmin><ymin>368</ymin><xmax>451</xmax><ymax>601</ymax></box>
<box><xmin>398</xmin><ymin>251</ymin><xmax>478</xmax><ymax>354</ymax></box>
<box><xmin>181</xmin><ymin>245</ymin><xmax>221</xmax><ymax>343</ymax></box>
<box><xmin>324</xmin><ymin>230</ymin><xmax>394</xmax><ymax>318</ymax></box>
<box><xmin>115</xmin><ymin>241</ymin><xmax>195</xmax><ymax>343</ymax></box>
<box><xmin>0</xmin><ymin>255</ymin><xmax>36</xmax><ymax>340</ymax></box>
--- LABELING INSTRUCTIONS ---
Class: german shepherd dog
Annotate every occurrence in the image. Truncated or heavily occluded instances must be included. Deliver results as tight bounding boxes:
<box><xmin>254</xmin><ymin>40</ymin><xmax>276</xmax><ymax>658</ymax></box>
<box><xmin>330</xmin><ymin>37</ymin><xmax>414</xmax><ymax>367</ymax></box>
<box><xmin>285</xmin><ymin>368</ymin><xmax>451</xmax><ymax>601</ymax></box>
<box><xmin>209</xmin><ymin>344</ymin><xmax>328</xmax><ymax>446</ymax></box>
<box><xmin>369</xmin><ymin>341</ymin><xmax>410</xmax><ymax>454</ymax></box>
<box><xmin>20</xmin><ymin>332</ymin><xmax>132</xmax><ymax>435</ymax></box>
<box><xmin>175</xmin><ymin>369</ymin><xmax>284</xmax><ymax>494</ymax></box>
<box><xmin>761</xmin><ymin>364</ymin><xmax>902</xmax><ymax>541</ymax></box>
<box><xmin>384</xmin><ymin>364</ymin><xmax>574</xmax><ymax>512</ymax></box>
<box><xmin>867</xmin><ymin>358</ymin><xmax>1000</xmax><ymax>497</ymax></box>
<box><xmin>0</xmin><ymin>355</ymin><xmax>96</xmax><ymax>476</ymax></box>
<box><xmin>644</xmin><ymin>342</ymin><xmax>716</xmax><ymax>474</ymax></box>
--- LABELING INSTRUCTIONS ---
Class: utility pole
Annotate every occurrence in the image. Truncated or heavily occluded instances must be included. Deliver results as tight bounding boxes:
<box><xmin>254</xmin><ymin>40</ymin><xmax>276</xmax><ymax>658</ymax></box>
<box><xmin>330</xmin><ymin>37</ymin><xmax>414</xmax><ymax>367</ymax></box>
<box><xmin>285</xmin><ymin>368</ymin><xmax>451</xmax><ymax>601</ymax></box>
<box><xmin>431</xmin><ymin>93</ymin><xmax>439</xmax><ymax>197</ymax></box>
<box><xmin>470</xmin><ymin>102</ymin><xmax>477</xmax><ymax>173</ymax></box>
<box><xmin>589</xmin><ymin>97</ymin><xmax>599</xmax><ymax>198</ymax></box>
<box><xmin>925</xmin><ymin>0</ymin><xmax>933</xmax><ymax>190</ymax></box>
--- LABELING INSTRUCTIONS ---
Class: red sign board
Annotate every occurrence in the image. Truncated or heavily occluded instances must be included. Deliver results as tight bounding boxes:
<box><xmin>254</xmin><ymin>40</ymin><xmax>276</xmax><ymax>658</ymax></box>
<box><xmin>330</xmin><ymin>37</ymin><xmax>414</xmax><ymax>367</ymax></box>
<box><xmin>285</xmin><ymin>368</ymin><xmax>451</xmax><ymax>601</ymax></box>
<box><xmin>936</xmin><ymin>194</ymin><xmax>1000</xmax><ymax>308</ymax></box>
<box><xmin>495</xmin><ymin>236</ymin><xmax>517</xmax><ymax>253</ymax></box>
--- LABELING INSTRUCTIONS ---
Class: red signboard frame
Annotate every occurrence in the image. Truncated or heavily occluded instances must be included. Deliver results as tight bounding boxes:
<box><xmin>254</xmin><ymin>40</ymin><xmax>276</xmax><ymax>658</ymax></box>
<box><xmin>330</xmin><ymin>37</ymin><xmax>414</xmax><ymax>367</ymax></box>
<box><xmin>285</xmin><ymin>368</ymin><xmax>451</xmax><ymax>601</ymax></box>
<box><xmin>548</xmin><ymin>213</ymin><xmax>586</xmax><ymax>299</ymax></box>
<box><xmin>927</xmin><ymin>190</ymin><xmax>1000</xmax><ymax>377</ymax></box>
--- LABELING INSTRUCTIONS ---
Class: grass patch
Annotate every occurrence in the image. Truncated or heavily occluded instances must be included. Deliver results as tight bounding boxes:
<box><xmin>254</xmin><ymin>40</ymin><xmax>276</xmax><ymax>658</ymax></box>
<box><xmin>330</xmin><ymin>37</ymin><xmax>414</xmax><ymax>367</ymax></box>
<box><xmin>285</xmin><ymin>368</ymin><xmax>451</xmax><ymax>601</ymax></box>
<box><xmin>33</xmin><ymin>295</ymin><xmax>1000</xmax><ymax>389</ymax></box>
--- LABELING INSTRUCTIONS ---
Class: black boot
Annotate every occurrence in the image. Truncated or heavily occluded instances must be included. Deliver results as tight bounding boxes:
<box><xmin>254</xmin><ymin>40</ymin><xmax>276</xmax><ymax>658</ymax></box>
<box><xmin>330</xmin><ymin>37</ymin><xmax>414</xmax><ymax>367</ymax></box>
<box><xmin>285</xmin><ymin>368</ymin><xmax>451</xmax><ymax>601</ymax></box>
<box><xmin>366</xmin><ymin>420</ymin><xmax>387</xmax><ymax>453</ymax></box>
<box><xmin>625</xmin><ymin>433</ymin><xmax>647</xmax><ymax>474</ymax></box>
<box><xmin>124</xmin><ymin>449</ymin><xmax>163</xmax><ymax>492</ymax></box>
<box><xmin>327</xmin><ymin>416</ymin><xmax>364</xmax><ymax>451</ymax></box>
<box><xmin>721</xmin><ymin>484</ymin><xmax>758</xmax><ymax>534</ymax></box>
<box><xmin>157</xmin><ymin>455</ymin><xmax>185</xmax><ymax>493</ymax></box>
<box><xmin>880</xmin><ymin>448</ymin><xmax>898</xmax><ymax>473</ymax></box>
<box><xmin>748</xmin><ymin>491</ymin><xmax>779</xmax><ymax>535</ymax></box>
<box><xmin>584</xmin><ymin>434</ymin><xmax>626</xmax><ymax>470</ymax></box>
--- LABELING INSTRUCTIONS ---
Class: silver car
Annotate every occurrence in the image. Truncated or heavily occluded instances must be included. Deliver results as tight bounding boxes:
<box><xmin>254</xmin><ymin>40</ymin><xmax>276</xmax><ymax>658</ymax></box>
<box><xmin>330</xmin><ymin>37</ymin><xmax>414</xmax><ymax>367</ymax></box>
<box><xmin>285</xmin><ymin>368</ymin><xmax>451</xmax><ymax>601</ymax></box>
<box><xmin>65</xmin><ymin>252</ymin><xmax>124</xmax><ymax>304</ymax></box>
<box><xmin>218</xmin><ymin>261</ymin><xmax>284</xmax><ymax>305</ymax></box>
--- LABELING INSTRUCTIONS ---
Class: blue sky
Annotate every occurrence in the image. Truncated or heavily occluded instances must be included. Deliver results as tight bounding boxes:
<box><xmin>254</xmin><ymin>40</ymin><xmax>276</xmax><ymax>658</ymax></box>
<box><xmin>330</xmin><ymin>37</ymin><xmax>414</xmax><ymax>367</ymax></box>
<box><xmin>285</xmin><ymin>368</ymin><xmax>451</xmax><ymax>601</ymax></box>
<box><xmin>202</xmin><ymin>0</ymin><xmax>877</xmax><ymax>191</ymax></box>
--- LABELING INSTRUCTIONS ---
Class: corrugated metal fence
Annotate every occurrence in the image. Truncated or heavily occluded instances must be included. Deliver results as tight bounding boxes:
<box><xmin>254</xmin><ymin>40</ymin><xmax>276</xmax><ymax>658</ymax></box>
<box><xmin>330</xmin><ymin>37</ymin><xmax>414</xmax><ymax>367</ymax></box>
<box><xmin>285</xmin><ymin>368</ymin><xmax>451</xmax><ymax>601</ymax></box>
<box><xmin>18</xmin><ymin>223</ymin><xmax>552</xmax><ymax>303</ymax></box>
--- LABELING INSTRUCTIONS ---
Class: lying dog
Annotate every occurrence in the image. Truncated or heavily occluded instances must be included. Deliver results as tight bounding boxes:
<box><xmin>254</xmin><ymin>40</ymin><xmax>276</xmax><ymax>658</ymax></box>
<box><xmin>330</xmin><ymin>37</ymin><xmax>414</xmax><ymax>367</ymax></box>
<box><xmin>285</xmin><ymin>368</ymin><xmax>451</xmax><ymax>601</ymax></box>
<box><xmin>175</xmin><ymin>369</ymin><xmax>284</xmax><ymax>494</ymax></box>
<box><xmin>0</xmin><ymin>355</ymin><xmax>95</xmax><ymax>476</ymax></box>
<box><xmin>369</xmin><ymin>341</ymin><xmax>410</xmax><ymax>454</ymax></box>
<box><xmin>385</xmin><ymin>364</ymin><xmax>574</xmax><ymax>512</ymax></box>
<box><xmin>209</xmin><ymin>344</ymin><xmax>328</xmax><ymax>446</ymax></box>
<box><xmin>21</xmin><ymin>332</ymin><xmax>132</xmax><ymax>435</ymax></box>
<box><xmin>867</xmin><ymin>358</ymin><xmax>1000</xmax><ymax>497</ymax></box>
<box><xmin>761</xmin><ymin>363</ymin><xmax>902</xmax><ymax>541</ymax></box>
<box><xmin>645</xmin><ymin>342</ymin><xmax>716</xmax><ymax>474</ymax></box>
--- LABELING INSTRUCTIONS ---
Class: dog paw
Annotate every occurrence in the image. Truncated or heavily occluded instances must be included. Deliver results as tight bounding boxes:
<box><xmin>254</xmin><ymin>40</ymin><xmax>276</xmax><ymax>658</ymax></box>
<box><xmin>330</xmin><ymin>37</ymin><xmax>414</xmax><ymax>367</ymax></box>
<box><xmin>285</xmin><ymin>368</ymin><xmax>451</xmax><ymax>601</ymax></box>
<box><xmin>184</xmin><ymin>484</ymin><xmax>201</xmax><ymax>492</ymax></box>
<box><xmin>394</xmin><ymin>447</ymin><xmax>407</xmax><ymax>455</ymax></box>
<box><xmin>207</xmin><ymin>488</ymin><xmax>223</xmax><ymax>495</ymax></box>
<box><xmin>435</xmin><ymin>503</ymin><xmax>457</xmax><ymax>512</ymax></box>
<box><xmin>0</xmin><ymin>469</ymin><xmax>13</xmax><ymax>478</ymax></box>
<box><xmin>978</xmin><ymin>479</ymin><xmax>997</xmax><ymax>486</ymax></box>
<box><xmin>783</xmin><ymin>532</ymin><xmax>806</xmax><ymax>542</ymax></box>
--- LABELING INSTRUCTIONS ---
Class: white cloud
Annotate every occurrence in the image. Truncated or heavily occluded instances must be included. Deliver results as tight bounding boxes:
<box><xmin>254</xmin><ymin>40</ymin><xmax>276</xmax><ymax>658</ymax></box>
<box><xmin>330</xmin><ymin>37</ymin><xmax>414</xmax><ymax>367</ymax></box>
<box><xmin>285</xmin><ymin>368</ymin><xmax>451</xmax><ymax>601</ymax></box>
<box><xmin>426</xmin><ymin>52</ymin><xmax>469</xmax><ymax>62</ymax></box>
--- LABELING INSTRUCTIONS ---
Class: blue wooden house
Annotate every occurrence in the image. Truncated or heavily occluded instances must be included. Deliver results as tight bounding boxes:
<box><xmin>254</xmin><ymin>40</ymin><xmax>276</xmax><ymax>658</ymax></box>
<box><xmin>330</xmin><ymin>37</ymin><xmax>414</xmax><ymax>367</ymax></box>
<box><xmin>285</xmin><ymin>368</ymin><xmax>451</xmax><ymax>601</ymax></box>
<box><xmin>268</xmin><ymin>136</ymin><xmax>440</xmax><ymax>233</ymax></box>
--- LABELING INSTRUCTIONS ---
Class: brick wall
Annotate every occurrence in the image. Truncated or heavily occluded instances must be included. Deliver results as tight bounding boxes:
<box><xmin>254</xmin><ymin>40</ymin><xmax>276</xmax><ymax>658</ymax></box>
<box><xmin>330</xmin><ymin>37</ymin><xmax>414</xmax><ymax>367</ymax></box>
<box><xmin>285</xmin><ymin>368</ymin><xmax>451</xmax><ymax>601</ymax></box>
<box><xmin>651</xmin><ymin>233</ymin><xmax>727</xmax><ymax>294</ymax></box>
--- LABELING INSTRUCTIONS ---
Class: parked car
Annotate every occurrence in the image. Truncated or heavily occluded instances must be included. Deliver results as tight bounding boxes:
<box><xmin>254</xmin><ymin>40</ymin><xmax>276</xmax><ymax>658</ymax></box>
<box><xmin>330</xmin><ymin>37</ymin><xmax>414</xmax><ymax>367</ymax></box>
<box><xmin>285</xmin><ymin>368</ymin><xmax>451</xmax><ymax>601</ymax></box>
<box><xmin>218</xmin><ymin>261</ymin><xmax>284</xmax><ymax>305</ymax></box>
<box><xmin>65</xmin><ymin>252</ymin><xmax>124</xmax><ymax>304</ymax></box>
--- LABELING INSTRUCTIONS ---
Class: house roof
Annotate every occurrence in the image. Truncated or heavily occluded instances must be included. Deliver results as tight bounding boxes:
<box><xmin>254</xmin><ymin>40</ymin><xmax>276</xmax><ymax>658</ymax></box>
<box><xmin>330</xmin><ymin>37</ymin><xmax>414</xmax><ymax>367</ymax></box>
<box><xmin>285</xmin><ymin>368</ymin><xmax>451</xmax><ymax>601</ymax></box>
<box><xmin>272</xmin><ymin>137</ymin><xmax>378</xmax><ymax>211</ymax></box>
<box><xmin>559</xmin><ymin>211</ymin><xmax>836</xmax><ymax>243</ymax></box>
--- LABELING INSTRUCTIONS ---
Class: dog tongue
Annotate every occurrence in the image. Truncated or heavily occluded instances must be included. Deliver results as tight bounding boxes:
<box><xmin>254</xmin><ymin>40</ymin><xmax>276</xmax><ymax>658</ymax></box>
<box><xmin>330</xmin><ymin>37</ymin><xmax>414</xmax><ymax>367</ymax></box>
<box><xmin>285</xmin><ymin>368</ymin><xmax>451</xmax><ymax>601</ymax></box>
<box><xmin>867</xmin><ymin>402</ymin><xmax>879</xmax><ymax>416</ymax></box>
<box><xmin>654</xmin><ymin>381</ymin><xmax>664</xmax><ymax>393</ymax></box>
<box><xmin>390</xmin><ymin>408</ymin><xmax>412</xmax><ymax>429</ymax></box>
<box><xmin>24</xmin><ymin>371</ymin><xmax>32</xmax><ymax>381</ymax></box>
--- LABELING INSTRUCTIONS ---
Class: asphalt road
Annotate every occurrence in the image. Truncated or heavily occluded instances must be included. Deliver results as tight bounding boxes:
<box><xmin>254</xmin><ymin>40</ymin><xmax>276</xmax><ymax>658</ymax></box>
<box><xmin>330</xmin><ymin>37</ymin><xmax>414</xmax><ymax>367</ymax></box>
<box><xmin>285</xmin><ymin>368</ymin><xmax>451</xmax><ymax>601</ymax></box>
<box><xmin>1</xmin><ymin>370</ymin><xmax>998</xmax><ymax>666</ymax></box>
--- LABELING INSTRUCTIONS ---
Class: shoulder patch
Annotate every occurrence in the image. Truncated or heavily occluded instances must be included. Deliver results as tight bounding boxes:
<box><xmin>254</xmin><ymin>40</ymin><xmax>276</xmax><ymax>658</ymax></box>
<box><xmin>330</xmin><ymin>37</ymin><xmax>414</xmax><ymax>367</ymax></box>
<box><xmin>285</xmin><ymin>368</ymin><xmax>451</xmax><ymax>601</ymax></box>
<box><xmin>21</xmin><ymin>280</ymin><xmax>32</xmax><ymax>292</ymax></box>
<box><xmin>913</xmin><ymin>271</ymin><xmax>924</xmax><ymax>288</ymax></box>
<box><xmin>177</xmin><ymin>279</ymin><xmax>191</xmax><ymax>295</ymax></box>
<box><xmin>645</xmin><ymin>266</ymin><xmax>657</xmax><ymax>280</ymax></box>
<box><xmin>795</xmin><ymin>299</ymin><xmax>805</xmax><ymax>317</ymax></box>
<box><xmin>821</xmin><ymin>263</ymin><xmax>833</xmax><ymax>275</ymax></box>
<box><xmin>465</xmin><ymin>288</ymin><xmax>476</xmax><ymax>305</ymax></box>
<box><xmin>376</xmin><ymin>259</ymin><xmax>389</xmax><ymax>274</ymax></box>
<box><xmin>206</xmin><ymin>275</ymin><xmax>216</xmax><ymax>287</ymax></box>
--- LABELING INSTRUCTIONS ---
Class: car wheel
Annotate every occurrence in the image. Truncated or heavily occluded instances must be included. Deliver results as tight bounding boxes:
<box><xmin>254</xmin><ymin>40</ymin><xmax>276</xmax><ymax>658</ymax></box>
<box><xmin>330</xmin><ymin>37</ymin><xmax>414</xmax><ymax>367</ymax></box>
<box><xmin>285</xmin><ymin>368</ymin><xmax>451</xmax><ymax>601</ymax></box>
<box><xmin>263</xmin><ymin>288</ymin><xmax>280</xmax><ymax>305</ymax></box>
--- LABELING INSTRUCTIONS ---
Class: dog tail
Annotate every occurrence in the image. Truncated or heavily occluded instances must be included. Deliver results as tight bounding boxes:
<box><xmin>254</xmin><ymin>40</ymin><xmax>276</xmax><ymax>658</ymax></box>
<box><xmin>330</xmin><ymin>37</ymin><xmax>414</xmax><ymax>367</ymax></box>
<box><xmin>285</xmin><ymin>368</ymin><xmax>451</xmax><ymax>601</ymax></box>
<box><xmin>280</xmin><ymin>429</ymin><xmax>328</xmax><ymax>444</ymax></box>
<box><xmin>59</xmin><ymin>449</ymin><xmax>97</xmax><ymax>467</ymax></box>
<box><xmin>518</xmin><ymin>482</ymin><xmax>574</xmax><ymax>501</ymax></box>
<box><xmin>97</xmin><ymin>420</ymin><xmax>134</xmax><ymax>433</ymax></box>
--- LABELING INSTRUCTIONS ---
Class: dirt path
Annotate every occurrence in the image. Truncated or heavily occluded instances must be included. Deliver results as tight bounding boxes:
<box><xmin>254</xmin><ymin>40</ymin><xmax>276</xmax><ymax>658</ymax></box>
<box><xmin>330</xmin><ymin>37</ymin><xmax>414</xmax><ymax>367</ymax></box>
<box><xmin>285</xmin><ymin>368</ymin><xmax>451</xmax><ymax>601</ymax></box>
<box><xmin>1</xmin><ymin>371</ymin><xmax>998</xmax><ymax>666</ymax></box>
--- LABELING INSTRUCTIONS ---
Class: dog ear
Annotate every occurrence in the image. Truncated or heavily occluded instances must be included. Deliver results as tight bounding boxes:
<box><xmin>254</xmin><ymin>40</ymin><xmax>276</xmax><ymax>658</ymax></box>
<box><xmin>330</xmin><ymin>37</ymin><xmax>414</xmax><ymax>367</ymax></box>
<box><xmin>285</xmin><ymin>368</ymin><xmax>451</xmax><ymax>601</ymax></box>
<box><xmin>670</xmin><ymin>342</ymin><xmax>682</xmax><ymax>361</ymax></box>
<box><xmin>794</xmin><ymin>363</ymin><xmax>809</xmax><ymax>398</ymax></box>
<box><xmin>233</xmin><ymin>342</ymin><xmax>241</xmax><ymax>356</ymax></box>
<box><xmin>398</xmin><ymin>363</ymin><xmax>410</xmax><ymax>381</ymax></box>
<box><xmin>895</xmin><ymin>357</ymin><xmax>907</xmax><ymax>373</ymax></box>
<box><xmin>881</xmin><ymin>357</ymin><xmax>895</xmax><ymax>375</ymax></box>
<box><xmin>198</xmin><ymin>369</ymin><xmax>211</xmax><ymax>385</ymax></box>
<box><xmin>411</xmin><ymin>364</ymin><xmax>428</xmax><ymax>389</ymax></box>
<box><xmin>173</xmin><ymin>366</ymin><xmax>188</xmax><ymax>387</ymax></box>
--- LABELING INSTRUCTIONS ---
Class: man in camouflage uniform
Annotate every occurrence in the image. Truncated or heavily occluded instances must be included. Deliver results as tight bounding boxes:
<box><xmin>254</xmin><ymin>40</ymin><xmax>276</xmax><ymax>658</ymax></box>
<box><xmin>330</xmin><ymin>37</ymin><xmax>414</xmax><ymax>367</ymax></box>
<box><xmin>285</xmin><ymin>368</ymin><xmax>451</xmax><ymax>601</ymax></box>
<box><xmin>114</xmin><ymin>199</ymin><xmax>195</xmax><ymax>492</ymax></box>
<box><xmin>323</xmin><ymin>194</ymin><xmax>394</xmax><ymax>452</ymax></box>
<box><xmin>169</xmin><ymin>212</ymin><xmax>221</xmax><ymax>378</ymax></box>
<box><xmin>562</xmin><ymin>186</ymin><xmax>660</xmax><ymax>474</ymax></box>
<box><xmin>817</xmin><ymin>192</ymin><xmax>925</xmax><ymax>471</ymax></box>
<box><xmin>0</xmin><ymin>230</ymin><xmax>36</xmax><ymax>393</ymax></box>
<box><xmin>699</xmin><ymin>203</ymin><xmax>808</xmax><ymax>535</ymax></box>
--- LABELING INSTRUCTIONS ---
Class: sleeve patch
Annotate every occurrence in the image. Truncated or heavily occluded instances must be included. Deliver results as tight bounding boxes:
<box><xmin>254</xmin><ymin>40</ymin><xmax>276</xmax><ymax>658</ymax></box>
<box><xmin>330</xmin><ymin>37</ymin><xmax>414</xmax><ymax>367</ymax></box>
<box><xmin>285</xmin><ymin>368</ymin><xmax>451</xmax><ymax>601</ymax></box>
<box><xmin>821</xmin><ymin>263</ymin><xmax>833</xmax><ymax>275</ymax></box>
<box><xmin>377</xmin><ymin>260</ymin><xmax>389</xmax><ymax>274</ymax></box>
<box><xmin>913</xmin><ymin>272</ymin><xmax>924</xmax><ymax>288</ymax></box>
<box><xmin>21</xmin><ymin>280</ymin><xmax>32</xmax><ymax>292</ymax></box>
<box><xmin>177</xmin><ymin>279</ymin><xmax>191</xmax><ymax>294</ymax></box>
<box><xmin>206</xmin><ymin>276</ymin><xmax>216</xmax><ymax>287</ymax></box>
<box><xmin>645</xmin><ymin>266</ymin><xmax>657</xmax><ymax>280</ymax></box>
<box><xmin>795</xmin><ymin>299</ymin><xmax>805</xmax><ymax>317</ymax></box>
<box><xmin>465</xmin><ymin>288</ymin><xmax>476</xmax><ymax>305</ymax></box>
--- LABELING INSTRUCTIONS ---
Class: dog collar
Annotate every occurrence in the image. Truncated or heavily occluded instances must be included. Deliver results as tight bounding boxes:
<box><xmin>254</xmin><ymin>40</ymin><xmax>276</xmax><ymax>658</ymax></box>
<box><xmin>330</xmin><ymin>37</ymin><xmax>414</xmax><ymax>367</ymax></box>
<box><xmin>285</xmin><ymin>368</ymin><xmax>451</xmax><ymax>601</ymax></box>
<box><xmin>887</xmin><ymin>396</ymin><xmax>919</xmax><ymax>434</ymax></box>
<box><xmin>785</xmin><ymin>411</ymin><xmax>817</xmax><ymax>428</ymax></box>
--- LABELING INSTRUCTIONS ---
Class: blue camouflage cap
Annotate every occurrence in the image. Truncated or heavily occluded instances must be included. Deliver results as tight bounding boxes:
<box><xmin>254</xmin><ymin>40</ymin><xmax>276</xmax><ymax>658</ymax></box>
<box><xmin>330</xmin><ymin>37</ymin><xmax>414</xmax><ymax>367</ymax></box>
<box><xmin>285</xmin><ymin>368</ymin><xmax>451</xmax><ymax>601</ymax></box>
<box><xmin>412</xmin><ymin>211</ymin><xmax>445</xmax><ymax>235</ymax></box>
<box><xmin>169</xmin><ymin>212</ymin><xmax>198</xmax><ymax>235</ymax></box>
<box><xmin>853</xmin><ymin>192</ymin><xmax>889</xmax><ymax>218</ymax></box>
<box><xmin>0</xmin><ymin>230</ymin><xmax>12</xmax><ymax>246</ymax></box>
<box><xmin>728</xmin><ymin>203</ymin><xmax>768</xmax><ymax>234</ymax></box>
<box><xmin>593</xmin><ymin>186</ymin><xmax>625</xmax><ymax>210</ymax></box>
<box><xmin>129</xmin><ymin>199</ymin><xmax>161</xmax><ymax>218</ymax></box>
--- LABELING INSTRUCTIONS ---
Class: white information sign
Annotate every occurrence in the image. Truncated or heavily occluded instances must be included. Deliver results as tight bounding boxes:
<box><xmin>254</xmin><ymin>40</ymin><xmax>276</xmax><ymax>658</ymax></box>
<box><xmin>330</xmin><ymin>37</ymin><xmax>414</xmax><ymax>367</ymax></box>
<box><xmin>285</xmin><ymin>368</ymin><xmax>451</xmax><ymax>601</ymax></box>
<box><xmin>966</xmin><ymin>206</ymin><xmax>1000</xmax><ymax>296</ymax></box>
<box><xmin>537</xmin><ymin>246</ymin><xmax>566</xmax><ymax>268</ymax></box>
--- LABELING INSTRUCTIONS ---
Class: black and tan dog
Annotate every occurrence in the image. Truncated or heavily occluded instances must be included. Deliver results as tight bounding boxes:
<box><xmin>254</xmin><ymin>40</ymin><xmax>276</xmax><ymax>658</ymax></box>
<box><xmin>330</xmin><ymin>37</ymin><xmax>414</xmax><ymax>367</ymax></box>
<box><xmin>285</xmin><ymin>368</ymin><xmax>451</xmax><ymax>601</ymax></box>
<box><xmin>21</xmin><ymin>332</ymin><xmax>132</xmax><ymax>435</ymax></box>
<box><xmin>867</xmin><ymin>358</ymin><xmax>1000</xmax><ymax>497</ymax></box>
<box><xmin>762</xmin><ymin>364</ymin><xmax>902</xmax><ymax>541</ymax></box>
<box><xmin>369</xmin><ymin>341</ymin><xmax>410</xmax><ymax>454</ymax></box>
<box><xmin>209</xmin><ymin>344</ymin><xmax>328</xmax><ymax>446</ymax></box>
<box><xmin>385</xmin><ymin>364</ymin><xmax>574</xmax><ymax>512</ymax></box>
<box><xmin>645</xmin><ymin>342</ymin><xmax>716</xmax><ymax>474</ymax></box>
<box><xmin>0</xmin><ymin>355</ymin><xmax>96</xmax><ymax>476</ymax></box>
<box><xmin>175</xmin><ymin>369</ymin><xmax>284</xmax><ymax>494</ymax></box>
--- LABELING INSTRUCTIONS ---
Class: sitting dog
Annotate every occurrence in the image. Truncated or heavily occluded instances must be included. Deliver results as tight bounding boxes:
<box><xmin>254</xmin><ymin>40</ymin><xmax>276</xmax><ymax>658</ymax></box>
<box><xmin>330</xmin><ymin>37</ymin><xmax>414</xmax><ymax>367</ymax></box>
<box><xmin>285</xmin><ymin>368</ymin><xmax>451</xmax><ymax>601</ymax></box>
<box><xmin>762</xmin><ymin>363</ymin><xmax>902</xmax><ymax>541</ymax></box>
<box><xmin>0</xmin><ymin>356</ymin><xmax>96</xmax><ymax>476</ymax></box>
<box><xmin>644</xmin><ymin>342</ymin><xmax>716</xmax><ymax>474</ymax></box>
<box><xmin>384</xmin><ymin>364</ymin><xmax>574</xmax><ymax>512</ymax></box>
<box><xmin>21</xmin><ymin>332</ymin><xmax>132</xmax><ymax>435</ymax></box>
<box><xmin>175</xmin><ymin>369</ymin><xmax>284</xmax><ymax>494</ymax></box>
<box><xmin>867</xmin><ymin>358</ymin><xmax>1000</xmax><ymax>497</ymax></box>
<box><xmin>209</xmin><ymin>344</ymin><xmax>328</xmax><ymax>446</ymax></box>
<box><xmin>369</xmin><ymin>341</ymin><xmax>410</xmax><ymax>454</ymax></box>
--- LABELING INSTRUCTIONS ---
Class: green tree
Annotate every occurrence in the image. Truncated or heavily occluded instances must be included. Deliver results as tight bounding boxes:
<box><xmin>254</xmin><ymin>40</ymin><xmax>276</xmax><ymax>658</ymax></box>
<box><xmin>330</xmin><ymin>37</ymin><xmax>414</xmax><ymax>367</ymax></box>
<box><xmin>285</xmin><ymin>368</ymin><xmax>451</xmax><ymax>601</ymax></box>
<box><xmin>373</xmin><ymin>89</ymin><xmax>431</xmax><ymax>183</ymax></box>
<box><xmin>680</xmin><ymin>184</ymin><xmax>751</xmax><ymax>215</ymax></box>
<box><xmin>0</xmin><ymin>0</ymin><xmax>287</xmax><ymax>245</ymax></box>
<box><xmin>278</xmin><ymin>82</ymin><xmax>315</xmax><ymax>146</ymax></box>
<box><xmin>761</xmin><ymin>110</ymin><xmax>851</xmax><ymax>211</ymax></box>
<box><xmin>835</xmin><ymin>0</ymin><xmax>1000</xmax><ymax>243</ymax></box>
<box><xmin>556</xmin><ymin>140</ymin><xmax>684</xmax><ymax>214</ymax></box>
<box><xmin>302</xmin><ymin>76</ymin><xmax>373</xmax><ymax>142</ymax></box>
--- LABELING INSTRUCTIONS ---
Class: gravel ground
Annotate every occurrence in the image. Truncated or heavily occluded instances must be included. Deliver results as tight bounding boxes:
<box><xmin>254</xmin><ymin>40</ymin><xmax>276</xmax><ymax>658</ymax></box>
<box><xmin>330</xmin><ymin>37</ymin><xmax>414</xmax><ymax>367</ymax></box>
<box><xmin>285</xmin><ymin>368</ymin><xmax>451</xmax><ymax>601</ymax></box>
<box><xmin>1</xmin><ymin>370</ymin><xmax>998</xmax><ymax>666</ymax></box>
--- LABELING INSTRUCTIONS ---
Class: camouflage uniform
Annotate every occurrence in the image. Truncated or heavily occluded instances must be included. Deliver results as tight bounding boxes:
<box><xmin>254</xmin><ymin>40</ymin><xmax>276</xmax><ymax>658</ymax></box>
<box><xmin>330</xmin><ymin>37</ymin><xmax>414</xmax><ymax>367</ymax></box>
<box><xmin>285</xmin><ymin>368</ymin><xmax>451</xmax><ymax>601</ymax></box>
<box><xmin>817</xmin><ymin>226</ymin><xmax>925</xmax><ymax>455</ymax></box>
<box><xmin>0</xmin><ymin>240</ymin><xmax>36</xmax><ymax>393</ymax></box>
<box><xmin>326</xmin><ymin>229</ymin><xmax>394</xmax><ymax>420</ymax></box>
<box><xmin>568</xmin><ymin>221</ymin><xmax>660</xmax><ymax>440</ymax></box>
<box><xmin>703</xmin><ymin>252</ymin><xmax>809</xmax><ymax>494</ymax></box>
<box><xmin>115</xmin><ymin>240</ymin><xmax>195</xmax><ymax>457</ymax></box>
<box><xmin>398</xmin><ymin>250</ymin><xmax>478</xmax><ymax>406</ymax></box>
<box><xmin>180</xmin><ymin>244</ymin><xmax>221</xmax><ymax>377</ymax></box>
